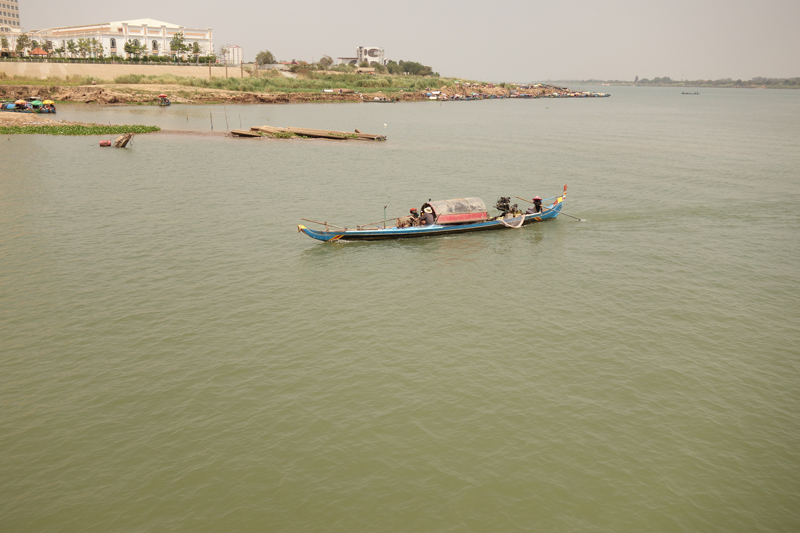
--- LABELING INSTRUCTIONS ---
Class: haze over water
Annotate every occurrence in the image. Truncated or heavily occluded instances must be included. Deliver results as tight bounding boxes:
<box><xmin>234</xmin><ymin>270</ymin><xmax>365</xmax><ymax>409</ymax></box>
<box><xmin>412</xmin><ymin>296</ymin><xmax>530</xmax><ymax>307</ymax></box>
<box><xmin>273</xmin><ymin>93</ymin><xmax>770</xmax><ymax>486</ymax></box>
<box><xmin>2</xmin><ymin>87</ymin><xmax>799</xmax><ymax>531</ymax></box>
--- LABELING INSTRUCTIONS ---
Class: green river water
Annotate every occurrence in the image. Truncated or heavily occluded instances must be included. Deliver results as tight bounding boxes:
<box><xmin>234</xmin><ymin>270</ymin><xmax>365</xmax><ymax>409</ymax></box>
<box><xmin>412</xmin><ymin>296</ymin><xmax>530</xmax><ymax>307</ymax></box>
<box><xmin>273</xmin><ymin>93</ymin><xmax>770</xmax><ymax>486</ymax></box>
<box><xmin>1</xmin><ymin>86</ymin><xmax>799</xmax><ymax>531</ymax></box>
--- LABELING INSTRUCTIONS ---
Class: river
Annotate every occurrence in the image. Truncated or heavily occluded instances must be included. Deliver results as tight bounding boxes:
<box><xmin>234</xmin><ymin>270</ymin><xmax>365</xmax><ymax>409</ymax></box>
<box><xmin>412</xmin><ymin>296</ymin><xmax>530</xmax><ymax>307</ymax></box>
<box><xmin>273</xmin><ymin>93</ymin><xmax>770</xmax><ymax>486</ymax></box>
<box><xmin>1</xmin><ymin>86</ymin><xmax>799</xmax><ymax>531</ymax></box>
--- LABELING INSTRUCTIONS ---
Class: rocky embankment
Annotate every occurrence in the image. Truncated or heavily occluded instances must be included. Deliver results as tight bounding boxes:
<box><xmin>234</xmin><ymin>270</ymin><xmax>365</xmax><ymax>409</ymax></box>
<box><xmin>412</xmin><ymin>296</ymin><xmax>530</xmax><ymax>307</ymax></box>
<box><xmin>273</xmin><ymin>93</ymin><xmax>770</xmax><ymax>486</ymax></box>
<box><xmin>0</xmin><ymin>82</ymin><xmax>562</xmax><ymax>106</ymax></box>
<box><xmin>0</xmin><ymin>84</ymin><xmax>375</xmax><ymax>104</ymax></box>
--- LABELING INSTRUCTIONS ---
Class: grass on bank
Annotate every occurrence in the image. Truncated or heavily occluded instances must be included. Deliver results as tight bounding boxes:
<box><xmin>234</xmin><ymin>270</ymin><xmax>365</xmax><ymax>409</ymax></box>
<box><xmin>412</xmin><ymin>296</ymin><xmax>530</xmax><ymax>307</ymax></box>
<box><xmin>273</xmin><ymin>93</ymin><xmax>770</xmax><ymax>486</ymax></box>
<box><xmin>0</xmin><ymin>69</ymin><xmax>474</xmax><ymax>94</ymax></box>
<box><xmin>0</xmin><ymin>72</ymin><xmax>109</xmax><ymax>86</ymax></box>
<box><xmin>110</xmin><ymin>71</ymin><xmax>465</xmax><ymax>94</ymax></box>
<box><xmin>0</xmin><ymin>124</ymin><xmax>160</xmax><ymax>135</ymax></box>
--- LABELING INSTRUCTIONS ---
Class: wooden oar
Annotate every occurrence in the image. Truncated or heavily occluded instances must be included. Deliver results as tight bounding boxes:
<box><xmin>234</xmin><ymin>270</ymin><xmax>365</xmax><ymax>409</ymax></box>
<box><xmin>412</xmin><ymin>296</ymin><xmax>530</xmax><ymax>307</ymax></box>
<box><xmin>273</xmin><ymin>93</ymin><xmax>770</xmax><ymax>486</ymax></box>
<box><xmin>515</xmin><ymin>197</ymin><xmax>586</xmax><ymax>221</ymax></box>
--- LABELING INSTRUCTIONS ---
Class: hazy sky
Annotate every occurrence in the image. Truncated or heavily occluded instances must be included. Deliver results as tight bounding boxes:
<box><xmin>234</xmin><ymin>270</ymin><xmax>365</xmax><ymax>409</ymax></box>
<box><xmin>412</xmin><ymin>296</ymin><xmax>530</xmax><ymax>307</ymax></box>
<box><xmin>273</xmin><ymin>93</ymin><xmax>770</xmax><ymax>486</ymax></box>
<box><xmin>21</xmin><ymin>0</ymin><xmax>799</xmax><ymax>82</ymax></box>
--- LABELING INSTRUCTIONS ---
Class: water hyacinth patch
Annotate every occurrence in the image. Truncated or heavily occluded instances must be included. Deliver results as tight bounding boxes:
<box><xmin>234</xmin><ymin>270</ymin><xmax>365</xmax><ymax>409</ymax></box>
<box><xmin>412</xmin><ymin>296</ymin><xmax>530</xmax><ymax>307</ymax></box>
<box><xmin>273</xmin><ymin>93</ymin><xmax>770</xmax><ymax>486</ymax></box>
<box><xmin>0</xmin><ymin>124</ymin><xmax>160</xmax><ymax>135</ymax></box>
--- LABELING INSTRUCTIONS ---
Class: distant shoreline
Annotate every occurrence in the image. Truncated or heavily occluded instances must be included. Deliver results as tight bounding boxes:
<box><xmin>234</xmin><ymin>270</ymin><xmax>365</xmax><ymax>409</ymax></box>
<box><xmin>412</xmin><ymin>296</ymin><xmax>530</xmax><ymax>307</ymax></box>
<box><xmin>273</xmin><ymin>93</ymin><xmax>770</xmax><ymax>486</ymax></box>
<box><xmin>546</xmin><ymin>77</ymin><xmax>799</xmax><ymax>89</ymax></box>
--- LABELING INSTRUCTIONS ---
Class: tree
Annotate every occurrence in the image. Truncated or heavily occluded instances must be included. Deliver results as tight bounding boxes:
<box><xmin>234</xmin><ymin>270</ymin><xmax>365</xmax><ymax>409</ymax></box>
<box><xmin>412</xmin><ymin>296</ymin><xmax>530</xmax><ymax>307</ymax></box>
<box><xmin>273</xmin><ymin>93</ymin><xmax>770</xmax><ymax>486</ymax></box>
<box><xmin>397</xmin><ymin>60</ymin><xmax>433</xmax><ymax>76</ymax></box>
<box><xmin>170</xmin><ymin>31</ymin><xmax>189</xmax><ymax>56</ymax></box>
<box><xmin>66</xmin><ymin>40</ymin><xmax>77</xmax><ymax>58</ymax></box>
<box><xmin>92</xmin><ymin>38</ymin><xmax>104</xmax><ymax>58</ymax></box>
<box><xmin>15</xmin><ymin>33</ymin><xmax>31</xmax><ymax>55</ymax></box>
<box><xmin>77</xmin><ymin>38</ymin><xmax>91</xmax><ymax>58</ymax></box>
<box><xmin>318</xmin><ymin>55</ymin><xmax>333</xmax><ymax>69</ymax></box>
<box><xmin>1</xmin><ymin>36</ymin><xmax>8</xmax><ymax>51</ymax></box>
<box><xmin>255</xmin><ymin>50</ymin><xmax>275</xmax><ymax>66</ymax></box>
<box><xmin>192</xmin><ymin>41</ymin><xmax>201</xmax><ymax>56</ymax></box>
<box><xmin>124</xmin><ymin>39</ymin><xmax>145</xmax><ymax>59</ymax></box>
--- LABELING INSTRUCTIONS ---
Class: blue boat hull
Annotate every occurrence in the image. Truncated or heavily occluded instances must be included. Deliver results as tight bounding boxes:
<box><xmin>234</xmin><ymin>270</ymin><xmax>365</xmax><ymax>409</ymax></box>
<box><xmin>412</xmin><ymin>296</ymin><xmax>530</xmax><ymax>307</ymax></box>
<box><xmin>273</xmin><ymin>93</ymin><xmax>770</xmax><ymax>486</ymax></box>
<box><xmin>298</xmin><ymin>200</ymin><xmax>563</xmax><ymax>242</ymax></box>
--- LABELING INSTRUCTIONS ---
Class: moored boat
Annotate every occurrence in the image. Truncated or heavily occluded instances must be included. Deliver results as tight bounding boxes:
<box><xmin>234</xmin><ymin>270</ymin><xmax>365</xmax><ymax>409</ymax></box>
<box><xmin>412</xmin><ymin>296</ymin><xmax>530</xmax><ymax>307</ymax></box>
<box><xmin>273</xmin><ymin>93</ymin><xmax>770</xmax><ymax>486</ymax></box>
<box><xmin>1</xmin><ymin>98</ymin><xmax>57</xmax><ymax>113</ymax></box>
<box><xmin>298</xmin><ymin>185</ymin><xmax>568</xmax><ymax>242</ymax></box>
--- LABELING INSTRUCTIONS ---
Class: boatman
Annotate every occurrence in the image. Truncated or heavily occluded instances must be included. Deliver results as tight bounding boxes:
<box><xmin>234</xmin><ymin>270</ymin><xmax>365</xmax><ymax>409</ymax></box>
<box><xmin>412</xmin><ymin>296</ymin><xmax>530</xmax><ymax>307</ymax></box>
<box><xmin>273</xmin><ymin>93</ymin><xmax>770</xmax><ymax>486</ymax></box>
<box><xmin>421</xmin><ymin>206</ymin><xmax>435</xmax><ymax>225</ymax></box>
<box><xmin>526</xmin><ymin>196</ymin><xmax>543</xmax><ymax>214</ymax></box>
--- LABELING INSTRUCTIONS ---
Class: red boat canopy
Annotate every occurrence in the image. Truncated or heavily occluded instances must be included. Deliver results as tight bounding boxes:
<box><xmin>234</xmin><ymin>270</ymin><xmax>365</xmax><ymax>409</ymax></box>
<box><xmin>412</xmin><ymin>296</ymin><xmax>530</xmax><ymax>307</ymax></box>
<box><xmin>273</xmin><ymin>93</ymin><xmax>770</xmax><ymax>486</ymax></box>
<box><xmin>422</xmin><ymin>197</ymin><xmax>489</xmax><ymax>225</ymax></box>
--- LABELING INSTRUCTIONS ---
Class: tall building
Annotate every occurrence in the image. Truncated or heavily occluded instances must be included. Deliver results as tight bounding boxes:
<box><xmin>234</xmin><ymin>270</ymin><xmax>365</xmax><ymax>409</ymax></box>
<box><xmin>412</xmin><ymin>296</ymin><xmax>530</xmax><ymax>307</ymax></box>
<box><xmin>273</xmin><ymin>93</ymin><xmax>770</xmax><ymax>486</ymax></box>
<box><xmin>0</xmin><ymin>0</ymin><xmax>22</xmax><ymax>34</ymax></box>
<box><xmin>224</xmin><ymin>44</ymin><xmax>242</xmax><ymax>65</ymax></box>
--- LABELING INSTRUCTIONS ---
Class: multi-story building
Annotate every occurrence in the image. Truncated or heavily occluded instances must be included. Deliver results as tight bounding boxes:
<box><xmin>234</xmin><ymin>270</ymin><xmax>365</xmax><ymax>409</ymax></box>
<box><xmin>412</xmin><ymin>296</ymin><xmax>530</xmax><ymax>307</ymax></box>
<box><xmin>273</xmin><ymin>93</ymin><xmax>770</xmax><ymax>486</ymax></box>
<box><xmin>15</xmin><ymin>18</ymin><xmax>213</xmax><ymax>58</ymax></box>
<box><xmin>0</xmin><ymin>0</ymin><xmax>22</xmax><ymax>36</ymax></box>
<box><xmin>223</xmin><ymin>44</ymin><xmax>242</xmax><ymax>65</ymax></box>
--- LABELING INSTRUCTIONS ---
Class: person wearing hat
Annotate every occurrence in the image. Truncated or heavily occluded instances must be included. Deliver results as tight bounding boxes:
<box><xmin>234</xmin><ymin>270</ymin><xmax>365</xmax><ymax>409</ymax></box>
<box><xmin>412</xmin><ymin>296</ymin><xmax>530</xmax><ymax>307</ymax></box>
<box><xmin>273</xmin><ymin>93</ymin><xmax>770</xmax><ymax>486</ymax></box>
<box><xmin>421</xmin><ymin>206</ymin><xmax>435</xmax><ymax>225</ymax></box>
<box><xmin>408</xmin><ymin>208</ymin><xmax>421</xmax><ymax>226</ymax></box>
<box><xmin>527</xmin><ymin>196</ymin><xmax>543</xmax><ymax>214</ymax></box>
<box><xmin>397</xmin><ymin>208</ymin><xmax>420</xmax><ymax>228</ymax></box>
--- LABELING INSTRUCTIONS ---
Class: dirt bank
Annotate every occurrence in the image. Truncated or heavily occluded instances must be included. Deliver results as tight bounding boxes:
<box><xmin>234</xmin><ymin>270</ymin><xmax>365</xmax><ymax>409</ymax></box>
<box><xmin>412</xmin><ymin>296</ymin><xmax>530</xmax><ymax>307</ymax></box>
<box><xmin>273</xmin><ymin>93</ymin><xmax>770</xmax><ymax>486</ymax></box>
<box><xmin>0</xmin><ymin>84</ymin><xmax>387</xmax><ymax>105</ymax></box>
<box><xmin>0</xmin><ymin>110</ymin><xmax>61</xmax><ymax>126</ymax></box>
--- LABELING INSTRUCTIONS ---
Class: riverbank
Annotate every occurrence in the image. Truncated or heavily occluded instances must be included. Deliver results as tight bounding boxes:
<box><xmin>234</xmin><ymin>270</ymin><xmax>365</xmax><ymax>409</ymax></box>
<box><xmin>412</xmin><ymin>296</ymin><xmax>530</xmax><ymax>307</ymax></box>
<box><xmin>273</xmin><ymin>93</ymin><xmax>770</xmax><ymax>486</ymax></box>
<box><xmin>0</xmin><ymin>83</ymin><xmax>522</xmax><ymax>105</ymax></box>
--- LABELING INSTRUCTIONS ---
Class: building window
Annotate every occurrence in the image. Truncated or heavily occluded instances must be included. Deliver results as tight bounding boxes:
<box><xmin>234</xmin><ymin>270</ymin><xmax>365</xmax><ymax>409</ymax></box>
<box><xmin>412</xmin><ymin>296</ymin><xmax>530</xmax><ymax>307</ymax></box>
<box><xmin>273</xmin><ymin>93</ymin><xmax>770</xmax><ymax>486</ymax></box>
<box><xmin>110</xmin><ymin>38</ymin><xmax>116</xmax><ymax>49</ymax></box>
<box><xmin>152</xmin><ymin>40</ymin><xmax>158</xmax><ymax>52</ymax></box>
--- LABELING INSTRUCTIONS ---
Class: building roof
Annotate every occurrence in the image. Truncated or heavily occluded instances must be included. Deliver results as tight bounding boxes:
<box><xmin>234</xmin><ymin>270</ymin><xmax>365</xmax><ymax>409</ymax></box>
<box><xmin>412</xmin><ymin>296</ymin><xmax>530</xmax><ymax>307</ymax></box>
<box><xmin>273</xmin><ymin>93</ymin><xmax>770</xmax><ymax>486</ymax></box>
<box><xmin>31</xmin><ymin>19</ymin><xmax>209</xmax><ymax>33</ymax></box>
<box><xmin>109</xmin><ymin>19</ymin><xmax>184</xmax><ymax>28</ymax></box>
<box><xmin>30</xmin><ymin>47</ymin><xmax>48</xmax><ymax>55</ymax></box>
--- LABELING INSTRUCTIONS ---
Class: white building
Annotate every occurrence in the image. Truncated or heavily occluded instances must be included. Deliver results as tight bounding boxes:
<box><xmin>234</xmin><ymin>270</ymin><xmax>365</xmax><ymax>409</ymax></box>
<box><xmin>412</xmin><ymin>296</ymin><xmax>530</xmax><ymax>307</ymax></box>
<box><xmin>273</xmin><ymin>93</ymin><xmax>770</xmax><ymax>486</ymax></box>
<box><xmin>223</xmin><ymin>44</ymin><xmax>242</xmax><ymax>65</ymax></box>
<box><xmin>337</xmin><ymin>46</ymin><xmax>386</xmax><ymax>67</ymax></box>
<box><xmin>22</xmin><ymin>18</ymin><xmax>213</xmax><ymax>58</ymax></box>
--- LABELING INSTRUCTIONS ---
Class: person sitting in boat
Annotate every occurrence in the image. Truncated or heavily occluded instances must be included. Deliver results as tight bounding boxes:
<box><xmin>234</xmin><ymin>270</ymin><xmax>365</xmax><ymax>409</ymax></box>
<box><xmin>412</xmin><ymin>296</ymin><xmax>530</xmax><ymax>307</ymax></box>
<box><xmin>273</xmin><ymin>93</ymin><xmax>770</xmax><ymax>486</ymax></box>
<box><xmin>526</xmin><ymin>196</ymin><xmax>543</xmax><ymax>214</ymax></box>
<box><xmin>396</xmin><ymin>208</ymin><xmax>418</xmax><ymax>228</ymax></box>
<box><xmin>421</xmin><ymin>206</ymin><xmax>435</xmax><ymax>225</ymax></box>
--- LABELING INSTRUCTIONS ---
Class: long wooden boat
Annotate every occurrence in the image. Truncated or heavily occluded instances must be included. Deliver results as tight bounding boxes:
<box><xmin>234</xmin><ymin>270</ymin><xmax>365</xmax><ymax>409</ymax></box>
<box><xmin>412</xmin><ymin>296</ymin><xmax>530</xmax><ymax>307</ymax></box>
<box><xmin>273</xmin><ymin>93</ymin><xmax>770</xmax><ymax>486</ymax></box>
<box><xmin>298</xmin><ymin>186</ymin><xmax>567</xmax><ymax>242</ymax></box>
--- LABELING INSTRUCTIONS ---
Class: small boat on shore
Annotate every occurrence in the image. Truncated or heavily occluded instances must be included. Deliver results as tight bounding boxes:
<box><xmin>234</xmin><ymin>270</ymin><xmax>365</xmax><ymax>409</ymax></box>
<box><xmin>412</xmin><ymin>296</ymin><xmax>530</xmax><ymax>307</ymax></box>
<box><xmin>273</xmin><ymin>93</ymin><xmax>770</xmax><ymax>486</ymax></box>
<box><xmin>298</xmin><ymin>185</ymin><xmax>568</xmax><ymax>242</ymax></box>
<box><xmin>1</xmin><ymin>98</ymin><xmax>56</xmax><ymax>113</ymax></box>
<box><xmin>158</xmin><ymin>94</ymin><xmax>171</xmax><ymax>106</ymax></box>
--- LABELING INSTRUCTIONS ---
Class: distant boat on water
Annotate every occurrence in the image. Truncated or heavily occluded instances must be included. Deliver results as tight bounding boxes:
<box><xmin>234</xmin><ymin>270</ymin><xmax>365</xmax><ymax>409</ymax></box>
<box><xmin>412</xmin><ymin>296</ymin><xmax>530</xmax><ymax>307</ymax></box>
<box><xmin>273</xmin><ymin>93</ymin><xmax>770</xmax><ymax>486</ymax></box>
<box><xmin>682</xmin><ymin>91</ymin><xmax>700</xmax><ymax>95</ymax></box>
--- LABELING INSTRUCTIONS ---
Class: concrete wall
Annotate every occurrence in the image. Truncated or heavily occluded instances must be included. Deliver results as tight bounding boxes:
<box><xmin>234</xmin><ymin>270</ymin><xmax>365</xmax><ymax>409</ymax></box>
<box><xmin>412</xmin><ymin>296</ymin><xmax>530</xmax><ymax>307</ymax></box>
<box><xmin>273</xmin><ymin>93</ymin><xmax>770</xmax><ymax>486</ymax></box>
<box><xmin>0</xmin><ymin>62</ymin><xmax>251</xmax><ymax>80</ymax></box>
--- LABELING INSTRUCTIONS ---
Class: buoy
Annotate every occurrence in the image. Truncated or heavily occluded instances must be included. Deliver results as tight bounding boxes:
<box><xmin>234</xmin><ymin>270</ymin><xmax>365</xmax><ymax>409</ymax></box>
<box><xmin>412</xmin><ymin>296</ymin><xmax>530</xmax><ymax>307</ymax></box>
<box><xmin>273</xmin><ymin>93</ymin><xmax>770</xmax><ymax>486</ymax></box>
<box><xmin>99</xmin><ymin>140</ymin><xmax>111</xmax><ymax>146</ymax></box>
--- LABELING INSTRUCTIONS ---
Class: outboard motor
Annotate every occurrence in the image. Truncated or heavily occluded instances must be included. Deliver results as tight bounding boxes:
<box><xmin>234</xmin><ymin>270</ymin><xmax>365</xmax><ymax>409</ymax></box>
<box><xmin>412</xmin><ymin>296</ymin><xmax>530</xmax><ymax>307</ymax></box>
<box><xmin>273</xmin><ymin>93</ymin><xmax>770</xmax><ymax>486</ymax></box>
<box><xmin>495</xmin><ymin>196</ymin><xmax>519</xmax><ymax>216</ymax></box>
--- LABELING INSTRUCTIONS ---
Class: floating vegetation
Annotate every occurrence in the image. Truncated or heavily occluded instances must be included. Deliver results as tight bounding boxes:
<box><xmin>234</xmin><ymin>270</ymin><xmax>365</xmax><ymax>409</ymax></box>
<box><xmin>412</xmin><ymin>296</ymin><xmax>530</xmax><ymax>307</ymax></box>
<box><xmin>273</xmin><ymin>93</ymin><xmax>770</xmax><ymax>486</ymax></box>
<box><xmin>0</xmin><ymin>124</ymin><xmax>160</xmax><ymax>135</ymax></box>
